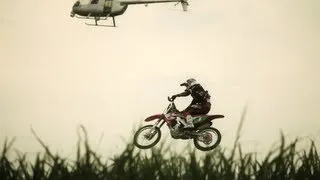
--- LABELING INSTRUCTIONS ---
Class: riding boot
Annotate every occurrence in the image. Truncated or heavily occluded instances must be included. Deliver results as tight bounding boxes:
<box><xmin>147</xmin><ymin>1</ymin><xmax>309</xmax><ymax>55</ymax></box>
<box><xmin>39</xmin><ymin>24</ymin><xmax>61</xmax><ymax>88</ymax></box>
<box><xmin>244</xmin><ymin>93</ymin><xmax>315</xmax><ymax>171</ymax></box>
<box><xmin>184</xmin><ymin>115</ymin><xmax>194</xmax><ymax>128</ymax></box>
<box><xmin>176</xmin><ymin>117</ymin><xmax>188</xmax><ymax>127</ymax></box>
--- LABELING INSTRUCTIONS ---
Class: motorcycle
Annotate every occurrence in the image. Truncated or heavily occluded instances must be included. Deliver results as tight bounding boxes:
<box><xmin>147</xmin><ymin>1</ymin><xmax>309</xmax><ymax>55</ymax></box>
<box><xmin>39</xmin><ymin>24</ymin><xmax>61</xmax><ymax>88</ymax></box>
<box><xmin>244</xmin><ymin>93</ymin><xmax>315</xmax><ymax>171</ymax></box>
<box><xmin>133</xmin><ymin>97</ymin><xmax>224</xmax><ymax>151</ymax></box>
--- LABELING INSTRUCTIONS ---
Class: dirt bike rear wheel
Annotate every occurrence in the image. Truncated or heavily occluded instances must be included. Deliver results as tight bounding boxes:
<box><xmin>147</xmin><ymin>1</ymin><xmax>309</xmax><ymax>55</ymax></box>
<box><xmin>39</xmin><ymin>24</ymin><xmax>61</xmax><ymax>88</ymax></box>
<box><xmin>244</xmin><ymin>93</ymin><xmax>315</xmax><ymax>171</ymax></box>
<box><xmin>133</xmin><ymin>125</ymin><xmax>161</xmax><ymax>149</ymax></box>
<box><xmin>193</xmin><ymin>127</ymin><xmax>221</xmax><ymax>151</ymax></box>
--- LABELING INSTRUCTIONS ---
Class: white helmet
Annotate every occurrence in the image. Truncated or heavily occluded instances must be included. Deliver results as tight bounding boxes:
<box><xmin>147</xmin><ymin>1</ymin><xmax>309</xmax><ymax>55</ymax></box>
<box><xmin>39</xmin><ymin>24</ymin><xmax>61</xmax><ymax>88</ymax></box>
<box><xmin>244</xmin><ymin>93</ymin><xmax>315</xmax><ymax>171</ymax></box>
<box><xmin>180</xmin><ymin>78</ymin><xmax>199</xmax><ymax>88</ymax></box>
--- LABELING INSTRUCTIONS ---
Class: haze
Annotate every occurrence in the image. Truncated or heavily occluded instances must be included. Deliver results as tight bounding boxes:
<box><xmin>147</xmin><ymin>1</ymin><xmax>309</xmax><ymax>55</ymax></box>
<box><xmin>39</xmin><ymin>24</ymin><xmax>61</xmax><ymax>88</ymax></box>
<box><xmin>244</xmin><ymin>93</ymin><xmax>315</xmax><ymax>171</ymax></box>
<box><xmin>0</xmin><ymin>0</ymin><xmax>319</xmax><ymax>158</ymax></box>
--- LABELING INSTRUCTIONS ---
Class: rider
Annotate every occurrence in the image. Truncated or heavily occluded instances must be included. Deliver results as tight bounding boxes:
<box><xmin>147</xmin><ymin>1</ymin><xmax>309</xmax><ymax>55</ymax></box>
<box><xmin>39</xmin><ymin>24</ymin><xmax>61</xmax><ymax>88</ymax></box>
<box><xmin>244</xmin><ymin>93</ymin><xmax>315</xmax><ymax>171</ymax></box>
<box><xmin>170</xmin><ymin>78</ymin><xmax>211</xmax><ymax>128</ymax></box>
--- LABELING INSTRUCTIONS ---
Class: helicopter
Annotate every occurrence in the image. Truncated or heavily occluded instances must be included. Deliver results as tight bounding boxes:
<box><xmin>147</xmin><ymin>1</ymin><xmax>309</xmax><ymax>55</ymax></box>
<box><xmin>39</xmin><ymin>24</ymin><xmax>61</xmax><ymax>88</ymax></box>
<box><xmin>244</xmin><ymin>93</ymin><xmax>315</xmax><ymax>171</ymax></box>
<box><xmin>70</xmin><ymin>0</ymin><xmax>189</xmax><ymax>27</ymax></box>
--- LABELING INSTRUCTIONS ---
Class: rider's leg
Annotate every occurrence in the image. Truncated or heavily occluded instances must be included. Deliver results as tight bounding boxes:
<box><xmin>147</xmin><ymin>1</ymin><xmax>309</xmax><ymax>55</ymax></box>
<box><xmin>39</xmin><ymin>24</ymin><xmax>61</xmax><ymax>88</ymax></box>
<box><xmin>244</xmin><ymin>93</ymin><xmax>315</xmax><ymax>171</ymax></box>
<box><xmin>181</xmin><ymin>106</ymin><xmax>200</xmax><ymax>128</ymax></box>
<box><xmin>200</xmin><ymin>103</ymin><xmax>211</xmax><ymax>115</ymax></box>
<box><xmin>182</xmin><ymin>103</ymin><xmax>211</xmax><ymax>128</ymax></box>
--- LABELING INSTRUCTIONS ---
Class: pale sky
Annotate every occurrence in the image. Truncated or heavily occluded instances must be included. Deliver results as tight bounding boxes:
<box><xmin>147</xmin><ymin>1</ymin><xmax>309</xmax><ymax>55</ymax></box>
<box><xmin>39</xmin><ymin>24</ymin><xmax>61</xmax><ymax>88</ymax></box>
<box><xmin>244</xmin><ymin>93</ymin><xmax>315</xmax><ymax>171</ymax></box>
<box><xmin>0</xmin><ymin>0</ymin><xmax>319</xmax><ymax>158</ymax></box>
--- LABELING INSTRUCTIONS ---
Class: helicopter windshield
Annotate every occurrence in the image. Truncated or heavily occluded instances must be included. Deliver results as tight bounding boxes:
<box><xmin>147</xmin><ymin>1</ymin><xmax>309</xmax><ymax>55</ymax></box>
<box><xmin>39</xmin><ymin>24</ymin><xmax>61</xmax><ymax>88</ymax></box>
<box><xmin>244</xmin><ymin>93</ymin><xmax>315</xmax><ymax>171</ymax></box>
<box><xmin>90</xmin><ymin>0</ymin><xmax>99</xmax><ymax>4</ymax></box>
<box><xmin>73</xmin><ymin>1</ymin><xmax>80</xmax><ymax>7</ymax></box>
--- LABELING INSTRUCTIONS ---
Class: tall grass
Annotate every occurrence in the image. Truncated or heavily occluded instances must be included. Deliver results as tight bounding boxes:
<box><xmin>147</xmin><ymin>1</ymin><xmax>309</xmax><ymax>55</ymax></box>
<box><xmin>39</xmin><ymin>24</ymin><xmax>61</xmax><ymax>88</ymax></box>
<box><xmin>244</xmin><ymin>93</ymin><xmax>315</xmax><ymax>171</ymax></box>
<box><xmin>1</xmin><ymin>105</ymin><xmax>319</xmax><ymax>179</ymax></box>
<box><xmin>0</xmin><ymin>126</ymin><xmax>319</xmax><ymax>180</ymax></box>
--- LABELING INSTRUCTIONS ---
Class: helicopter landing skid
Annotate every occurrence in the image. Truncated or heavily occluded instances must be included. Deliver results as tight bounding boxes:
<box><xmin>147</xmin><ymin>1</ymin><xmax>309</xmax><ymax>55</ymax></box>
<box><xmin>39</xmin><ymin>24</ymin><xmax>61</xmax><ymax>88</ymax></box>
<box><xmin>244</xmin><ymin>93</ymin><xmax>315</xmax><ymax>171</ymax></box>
<box><xmin>84</xmin><ymin>16</ymin><xmax>116</xmax><ymax>27</ymax></box>
<box><xmin>74</xmin><ymin>14</ymin><xmax>116</xmax><ymax>27</ymax></box>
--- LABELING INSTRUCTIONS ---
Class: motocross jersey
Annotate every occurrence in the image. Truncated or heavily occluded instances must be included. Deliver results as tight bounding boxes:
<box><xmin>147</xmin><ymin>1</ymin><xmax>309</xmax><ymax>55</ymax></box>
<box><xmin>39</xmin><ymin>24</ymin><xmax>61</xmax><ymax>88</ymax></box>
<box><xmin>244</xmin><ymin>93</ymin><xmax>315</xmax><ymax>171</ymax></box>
<box><xmin>185</xmin><ymin>84</ymin><xmax>211</xmax><ymax>105</ymax></box>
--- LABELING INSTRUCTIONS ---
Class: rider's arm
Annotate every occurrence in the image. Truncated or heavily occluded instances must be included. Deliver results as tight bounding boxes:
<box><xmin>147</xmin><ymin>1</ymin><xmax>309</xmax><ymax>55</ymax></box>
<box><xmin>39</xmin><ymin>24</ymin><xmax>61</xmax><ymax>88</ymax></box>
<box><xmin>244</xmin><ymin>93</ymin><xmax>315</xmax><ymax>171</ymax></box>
<box><xmin>174</xmin><ymin>90</ymin><xmax>190</xmax><ymax>97</ymax></box>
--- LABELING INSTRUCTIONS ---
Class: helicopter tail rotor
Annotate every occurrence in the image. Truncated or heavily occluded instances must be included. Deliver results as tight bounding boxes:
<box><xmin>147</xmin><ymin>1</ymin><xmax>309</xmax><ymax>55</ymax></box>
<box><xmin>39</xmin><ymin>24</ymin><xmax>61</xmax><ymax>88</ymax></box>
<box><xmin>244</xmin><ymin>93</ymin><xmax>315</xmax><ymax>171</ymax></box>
<box><xmin>174</xmin><ymin>0</ymin><xmax>189</xmax><ymax>11</ymax></box>
<box><xmin>181</xmin><ymin>0</ymin><xmax>189</xmax><ymax>11</ymax></box>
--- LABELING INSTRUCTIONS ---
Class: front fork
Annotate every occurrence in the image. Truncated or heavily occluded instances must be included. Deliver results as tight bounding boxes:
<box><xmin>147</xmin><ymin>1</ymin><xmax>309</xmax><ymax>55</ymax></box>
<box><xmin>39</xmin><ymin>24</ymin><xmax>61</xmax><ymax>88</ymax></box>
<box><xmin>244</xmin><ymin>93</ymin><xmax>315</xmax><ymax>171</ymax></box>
<box><xmin>152</xmin><ymin>118</ymin><xmax>166</xmax><ymax>129</ymax></box>
<box><xmin>144</xmin><ymin>119</ymin><xmax>166</xmax><ymax>140</ymax></box>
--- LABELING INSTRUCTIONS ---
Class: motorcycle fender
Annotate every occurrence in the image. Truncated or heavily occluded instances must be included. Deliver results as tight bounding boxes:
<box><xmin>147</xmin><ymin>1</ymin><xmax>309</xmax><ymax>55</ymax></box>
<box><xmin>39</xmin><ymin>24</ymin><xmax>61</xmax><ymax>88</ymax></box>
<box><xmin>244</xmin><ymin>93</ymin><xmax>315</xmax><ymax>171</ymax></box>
<box><xmin>197</xmin><ymin>122</ymin><xmax>212</xmax><ymax>129</ymax></box>
<box><xmin>145</xmin><ymin>114</ymin><xmax>164</xmax><ymax>122</ymax></box>
<box><xmin>207</xmin><ymin>114</ymin><xmax>225</xmax><ymax>121</ymax></box>
<box><xmin>197</xmin><ymin>115</ymin><xmax>224</xmax><ymax>123</ymax></box>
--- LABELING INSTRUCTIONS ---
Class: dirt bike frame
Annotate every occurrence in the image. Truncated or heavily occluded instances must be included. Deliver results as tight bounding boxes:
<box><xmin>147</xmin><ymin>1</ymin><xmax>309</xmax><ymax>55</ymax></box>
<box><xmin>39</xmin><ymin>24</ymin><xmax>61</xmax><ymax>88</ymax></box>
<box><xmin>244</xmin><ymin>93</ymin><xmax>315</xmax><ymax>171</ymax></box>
<box><xmin>144</xmin><ymin>97</ymin><xmax>224</xmax><ymax>133</ymax></box>
<box><xmin>133</xmin><ymin>97</ymin><xmax>224</xmax><ymax>151</ymax></box>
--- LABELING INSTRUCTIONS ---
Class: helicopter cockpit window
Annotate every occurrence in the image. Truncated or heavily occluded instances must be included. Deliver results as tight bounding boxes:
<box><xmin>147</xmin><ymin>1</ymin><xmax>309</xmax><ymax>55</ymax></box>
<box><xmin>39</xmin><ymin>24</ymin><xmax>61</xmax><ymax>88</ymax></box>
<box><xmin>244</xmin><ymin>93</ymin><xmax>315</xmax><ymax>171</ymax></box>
<box><xmin>73</xmin><ymin>1</ymin><xmax>80</xmax><ymax>7</ymax></box>
<box><xmin>90</xmin><ymin>0</ymin><xmax>99</xmax><ymax>4</ymax></box>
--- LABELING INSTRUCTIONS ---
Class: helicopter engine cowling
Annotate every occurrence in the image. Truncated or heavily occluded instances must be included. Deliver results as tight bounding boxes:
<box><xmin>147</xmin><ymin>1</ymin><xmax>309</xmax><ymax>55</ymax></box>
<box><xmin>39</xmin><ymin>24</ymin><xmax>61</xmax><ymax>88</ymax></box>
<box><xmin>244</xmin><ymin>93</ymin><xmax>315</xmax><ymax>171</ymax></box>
<box><xmin>72</xmin><ymin>4</ymin><xmax>109</xmax><ymax>16</ymax></box>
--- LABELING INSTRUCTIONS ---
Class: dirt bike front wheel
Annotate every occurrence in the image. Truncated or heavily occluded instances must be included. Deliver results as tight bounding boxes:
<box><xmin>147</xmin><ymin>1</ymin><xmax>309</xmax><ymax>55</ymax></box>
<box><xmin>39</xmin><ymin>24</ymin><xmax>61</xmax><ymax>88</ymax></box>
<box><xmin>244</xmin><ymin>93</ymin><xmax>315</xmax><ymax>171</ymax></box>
<box><xmin>133</xmin><ymin>125</ymin><xmax>161</xmax><ymax>149</ymax></box>
<box><xmin>193</xmin><ymin>127</ymin><xmax>221</xmax><ymax>151</ymax></box>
